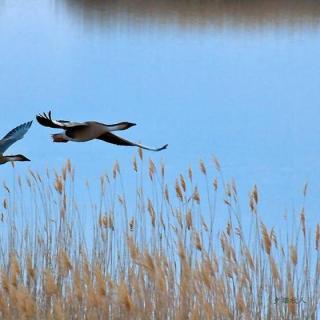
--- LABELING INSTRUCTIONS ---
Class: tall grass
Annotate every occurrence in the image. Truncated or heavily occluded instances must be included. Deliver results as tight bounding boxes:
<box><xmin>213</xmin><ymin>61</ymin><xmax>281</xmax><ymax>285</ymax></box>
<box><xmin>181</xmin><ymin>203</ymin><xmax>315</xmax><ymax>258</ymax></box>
<box><xmin>0</xmin><ymin>154</ymin><xmax>319</xmax><ymax>319</ymax></box>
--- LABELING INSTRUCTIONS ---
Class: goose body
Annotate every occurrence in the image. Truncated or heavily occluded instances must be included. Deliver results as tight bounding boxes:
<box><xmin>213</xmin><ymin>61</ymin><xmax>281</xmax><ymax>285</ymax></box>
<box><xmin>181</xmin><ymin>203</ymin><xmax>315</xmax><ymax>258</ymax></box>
<box><xmin>36</xmin><ymin>112</ymin><xmax>168</xmax><ymax>151</ymax></box>
<box><xmin>0</xmin><ymin>121</ymin><xmax>32</xmax><ymax>165</ymax></box>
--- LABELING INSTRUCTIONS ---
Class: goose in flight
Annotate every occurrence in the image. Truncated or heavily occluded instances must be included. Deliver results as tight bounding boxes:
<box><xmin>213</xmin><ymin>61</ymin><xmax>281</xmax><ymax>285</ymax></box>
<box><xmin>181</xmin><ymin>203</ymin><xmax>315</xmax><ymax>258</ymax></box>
<box><xmin>36</xmin><ymin>111</ymin><xmax>168</xmax><ymax>152</ymax></box>
<box><xmin>0</xmin><ymin>121</ymin><xmax>32</xmax><ymax>165</ymax></box>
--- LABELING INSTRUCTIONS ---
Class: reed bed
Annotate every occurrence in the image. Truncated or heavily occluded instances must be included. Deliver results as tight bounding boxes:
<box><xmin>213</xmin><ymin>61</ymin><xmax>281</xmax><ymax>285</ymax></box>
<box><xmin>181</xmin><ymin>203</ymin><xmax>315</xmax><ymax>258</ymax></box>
<box><xmin>0</xmin><ymin>153</ymin><xmax>319</xmax><ymax>319</ymax></box>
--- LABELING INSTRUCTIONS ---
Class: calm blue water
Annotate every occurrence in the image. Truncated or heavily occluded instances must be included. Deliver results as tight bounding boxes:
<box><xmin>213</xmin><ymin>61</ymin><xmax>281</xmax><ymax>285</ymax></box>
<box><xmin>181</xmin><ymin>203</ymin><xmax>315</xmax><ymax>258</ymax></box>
<box><xmin>1</xmin><ymin>0</ymin><xmax>320</xmax><ymax>228</ymax></box>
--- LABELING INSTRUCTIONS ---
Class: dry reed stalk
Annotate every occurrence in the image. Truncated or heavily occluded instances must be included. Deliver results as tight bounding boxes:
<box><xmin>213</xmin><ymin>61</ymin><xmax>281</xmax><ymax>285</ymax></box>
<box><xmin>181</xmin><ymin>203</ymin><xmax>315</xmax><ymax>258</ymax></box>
<box><xmin>300</xmin><ymin>209</ymin><xmax>306</xmax><ymax>238</ymax></box>
<box><xmin>316</xmin><ymin>224</ymin><xmax>320</xmax><ymax>251</ymax></box>
<box><xmin>288</xmin><ymin>282</ymin><xmax>296</xmax><ymax>316</ymax></box>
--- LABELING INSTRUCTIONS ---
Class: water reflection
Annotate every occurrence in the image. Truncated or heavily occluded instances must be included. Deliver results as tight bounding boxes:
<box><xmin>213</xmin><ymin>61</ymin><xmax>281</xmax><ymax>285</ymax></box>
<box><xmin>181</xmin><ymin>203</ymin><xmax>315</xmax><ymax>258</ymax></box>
<box><xmin>63</xmin><ymin>0</ymin><xmax>320</xmax><ymax>29</ymax></box>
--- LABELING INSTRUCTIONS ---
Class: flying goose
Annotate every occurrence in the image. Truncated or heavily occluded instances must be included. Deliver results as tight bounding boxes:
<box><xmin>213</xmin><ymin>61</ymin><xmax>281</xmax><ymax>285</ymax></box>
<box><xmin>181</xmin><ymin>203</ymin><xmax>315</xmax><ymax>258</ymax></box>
<box><xmin>36</xmin><ymin>111</ymin><xmax>168</xmax><ymax>151</ymax></box>
<box><xmin>0</xmin><ymin>121</ymin><xmax>32</xmax><ymax>165</ymax></box>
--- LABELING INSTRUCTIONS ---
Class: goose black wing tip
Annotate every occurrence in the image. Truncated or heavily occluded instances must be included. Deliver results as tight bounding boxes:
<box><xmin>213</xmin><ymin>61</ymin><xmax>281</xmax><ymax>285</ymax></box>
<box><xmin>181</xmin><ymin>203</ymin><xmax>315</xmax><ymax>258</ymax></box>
<box><xmin>158</xmin><ymin>144</ymin><xmax>168</xmax><ymax>151</ymax></box>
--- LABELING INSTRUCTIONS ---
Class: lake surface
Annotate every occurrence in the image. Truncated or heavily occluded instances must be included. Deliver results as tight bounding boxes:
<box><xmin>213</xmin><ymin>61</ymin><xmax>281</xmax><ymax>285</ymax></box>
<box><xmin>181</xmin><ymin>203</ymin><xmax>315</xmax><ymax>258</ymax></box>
<box><xmin>1</xmin><ymin>0</ymin><xmax>320</xmax><ymax>227</ymax></box>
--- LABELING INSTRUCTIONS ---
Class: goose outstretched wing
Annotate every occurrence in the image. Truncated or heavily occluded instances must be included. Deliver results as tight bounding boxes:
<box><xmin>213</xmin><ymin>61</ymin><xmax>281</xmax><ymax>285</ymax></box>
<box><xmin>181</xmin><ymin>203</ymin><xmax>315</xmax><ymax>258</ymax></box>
<box><xmin>0</xmin><ymin>121</ymin><xmax>32</xmax><ymax>154</ymax></box>
<box><xmin>97</xmin><ymin>132</ymin><xmax>168</xmax><ymax>152</ymax></box>
<box><xmin>36</xmin><ymin>111</ymin><xmax>88</xmax><ymax>129</ymax></box>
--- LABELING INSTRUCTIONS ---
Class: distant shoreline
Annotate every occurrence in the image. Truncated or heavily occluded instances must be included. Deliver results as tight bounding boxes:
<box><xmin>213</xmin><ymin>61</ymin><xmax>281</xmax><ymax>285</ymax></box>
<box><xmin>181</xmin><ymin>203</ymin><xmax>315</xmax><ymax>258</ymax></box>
<box><xmin>64</xmin><ymin>0</ymin><xmax>320</xmax><ymax>28</ymax></box>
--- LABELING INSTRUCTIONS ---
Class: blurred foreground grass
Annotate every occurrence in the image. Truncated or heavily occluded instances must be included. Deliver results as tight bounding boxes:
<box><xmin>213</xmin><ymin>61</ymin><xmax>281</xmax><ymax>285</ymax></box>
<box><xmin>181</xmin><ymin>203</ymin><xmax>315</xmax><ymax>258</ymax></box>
<box><xmin>0</xmin><ymin>152</ymin><xmax>319</xmax><ymax>319</ymax></box>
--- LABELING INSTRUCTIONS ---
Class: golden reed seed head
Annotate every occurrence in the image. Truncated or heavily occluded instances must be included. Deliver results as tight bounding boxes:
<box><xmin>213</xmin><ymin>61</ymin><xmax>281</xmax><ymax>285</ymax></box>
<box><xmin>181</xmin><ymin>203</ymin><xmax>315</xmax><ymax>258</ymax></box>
<box><xmin>269</xmin><ymin>256</ymin><xmax>280</xmax><ymax>287</ymax></box>
<box><xmin>147</xmin><ymin>199</ymin><xmax>156</xmax><ymax>227</ymax></box>
<box><xmin>213</xmin><ymin>178</ymin><xmax>218</xmax><ymax>191</ymax></box>
<box><xmin>62</xmin><ymin>166</ymin><xmax>67</xmax><ymax>181</ymax></box>
<box><xmin>160</xmin><ymin>162</ymin><xmax>165</xmax><ymax>178</ymax></box>
<box><xmin>44</xmin><ymin>270</ymin><xmax>59</xmax><ymax>296</ymax></box>
<box><xmin>143</xmin><ymin>251</ymin><xmax>156</xmax><ymax>277</ymax></box>
<box><xmin>132</xmin><ymin>156</ymin><xmax>138</xmax><ymax>172</ymax></box>
<box><xmin>138</xmin><ymin>147</ymin><xmax>143</xmax><ymax>161</ymax></box>
<box><xmin>127</xmin><ymin>237</ymin><xmax>139</xmax><ymax>261</ymax></box>
<box><xmin>2</xmin><ymin>182</ymin><xmax>10</xmax><ymax>193</ymax></box>
<box><xmin>193</xmin><ymin>232</ymin><xmax>202</xmax><ymax>251</ymax></box>
<box><xmin>192</xmin><ymin>187</ymin><xmax>200</xmax><ymax>204</ymax></box>
<box><xmin>290</xmin><ymin>246</ymin><xmax>297</xmax><ymax>266</ymax></box>
<box><xmin>113</xmin><ymin>161</ymin><xmax>120</xmax><ymax>179</ymax></box>
<box><xmin>186</xmin><ymin>210</ymin><xmax>193</xmax><ymax>230</ymax></box>
<box><xmin>236</xmin><ymin>289</ymin><xmax>245</xmax><ymax>314</ymax></box>
<box><xmin>1</xmin><ymin>271</ymin><xmax>10</xmax><ymax>293</ymax></box>
<box><xmin>99</xmin><ymin>214</ymin><xmax>114</xmax><ymax>230</ymax></box>
<box><xmin>66</xmin><ymin>158</ymin><xmax>72</xmax><ymax>173</ymax></box>
<box><xmin>188</xmin><ymin>167</ymin><xmax>193</xmax><ymax>183</ymax></box>
<box><xmin>300</xmin><ymin>209</ymin><xmax>306</xmax><ymax>238</ymax></box>
<box><xmin>3</xmin><ymin>198</ymin><xmax>8</xmax><ymax>209</ymax></box>
<box><xmin>180</xmin><ymin>174</ymin><xmax>186</xmax><ymax>192</ymax></box>
<box><xmin>58</xmin><ymin>250</ymin><xmax>73</xmax><ymax>277</ymax></box>
<box><xmin>303</xmin><ymin>183</ymin><xmax>308</xmax><ymax>197</ymax></box>
<box><xmin>261</xmin><ymin>223</ymin><xmax>271</xmax><ymax>255</ymax></box>
<box><xmin>199</xmin><ymin>160</ymin><xmax>207</xmax><ymax>175</ymax></box>
<box><xmin>212</xmin><ymin>156</ymin><xmax>221</xmax><ymax>172</ymax></box>
<box><xmin>164</xmin><ymin>184</ymin><xmax>170</xmax><ymax>202</ymax></box>
<box><xmin>118</xmin><ymin>282</ymin><xmax>133</xmax><ymax>313</ymax></box>
<box><xmin>129</xmin><ymin>217</ymin><xmax>135</xmax><ymax>231</ymax></box>
<box><xmin>175</xmin><ymin>180</ymin><xmax>183</xmax><ymax>202</ymax></box>
<box><xmin>149</xmin><ymin>159</ymin><xmax>155</xmax><ymax>180</ymax></box>
<box><xmin>27</xmin><ymin>256</ymin><xmax>35</xmax><ymax>281</ymax></box>
<box><xmin>94</xmin><ymin>265</ymin><xmax>106</xmax><ymax>297</ymax></box>
<box><xmin>201</xmin><ymin>215</ymin><xmax>208</xmax><ymax>232</ymax></box>
<box><xmin>54</xmin><ymin>176</ymin><xmax>63</xmax><ymax>194</ymax></box>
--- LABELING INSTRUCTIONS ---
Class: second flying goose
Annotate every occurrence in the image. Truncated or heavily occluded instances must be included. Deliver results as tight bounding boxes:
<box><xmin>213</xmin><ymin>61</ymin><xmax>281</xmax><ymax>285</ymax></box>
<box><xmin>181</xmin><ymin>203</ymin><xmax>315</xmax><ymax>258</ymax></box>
<box><xmin>36</xmin><ymin>111</ymin><xmax>168</xmax><ymax>152</ymax></box>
